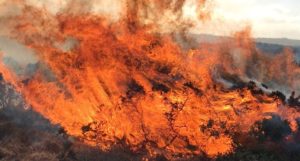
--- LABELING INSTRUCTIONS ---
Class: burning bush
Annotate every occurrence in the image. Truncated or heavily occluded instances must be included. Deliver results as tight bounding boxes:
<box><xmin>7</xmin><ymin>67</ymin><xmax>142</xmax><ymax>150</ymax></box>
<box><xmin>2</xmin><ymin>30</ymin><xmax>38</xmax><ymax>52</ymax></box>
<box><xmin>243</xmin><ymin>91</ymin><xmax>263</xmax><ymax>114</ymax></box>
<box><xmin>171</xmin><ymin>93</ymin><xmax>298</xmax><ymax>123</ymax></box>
<box><xmin>0</xmin><ymin>0</ymin><xmax>300</xmax><ymax>160</ymax></box>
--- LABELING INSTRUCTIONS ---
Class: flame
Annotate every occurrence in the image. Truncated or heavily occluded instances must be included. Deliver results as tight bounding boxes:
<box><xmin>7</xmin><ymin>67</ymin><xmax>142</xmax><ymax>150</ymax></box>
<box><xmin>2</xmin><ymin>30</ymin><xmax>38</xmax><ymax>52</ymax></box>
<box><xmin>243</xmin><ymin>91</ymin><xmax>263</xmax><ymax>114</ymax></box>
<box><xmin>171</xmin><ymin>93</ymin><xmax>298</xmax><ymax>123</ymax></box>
<box><xmin>1</xmin><ymin>0</ymin><xmax>300</xmax><ymax>159</ymax></box>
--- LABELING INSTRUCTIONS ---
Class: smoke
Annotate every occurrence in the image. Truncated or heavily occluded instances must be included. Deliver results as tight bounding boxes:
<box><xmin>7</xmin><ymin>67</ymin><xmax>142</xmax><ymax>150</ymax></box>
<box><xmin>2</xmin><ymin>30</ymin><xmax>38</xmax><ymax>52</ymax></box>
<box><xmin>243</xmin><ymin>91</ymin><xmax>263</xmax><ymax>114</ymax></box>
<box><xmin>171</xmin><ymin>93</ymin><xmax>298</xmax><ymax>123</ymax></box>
<box><xmin>1</xmin><ymin>0</ymin><xmax>300</xmax><ymax>160</ymax></box>
<box><xmin>198</xmin><ymin>28</ymin><xmax>300</xmax><ymax>97</ymax></box>
<box><xmin>0</xmin><ymin>36</ymin><xmax>37</xmax><ymax>64</ymax></box>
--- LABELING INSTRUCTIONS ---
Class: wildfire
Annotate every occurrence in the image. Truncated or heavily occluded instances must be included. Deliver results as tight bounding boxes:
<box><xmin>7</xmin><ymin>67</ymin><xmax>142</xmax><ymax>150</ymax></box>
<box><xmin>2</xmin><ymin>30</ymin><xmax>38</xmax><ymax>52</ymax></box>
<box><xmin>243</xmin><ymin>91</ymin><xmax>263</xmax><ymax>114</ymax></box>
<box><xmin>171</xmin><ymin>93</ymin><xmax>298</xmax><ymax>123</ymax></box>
<box><xmin>1</xmin><ymin>0</ymin><xmax>300</xmax><ymax>160</ymax></box>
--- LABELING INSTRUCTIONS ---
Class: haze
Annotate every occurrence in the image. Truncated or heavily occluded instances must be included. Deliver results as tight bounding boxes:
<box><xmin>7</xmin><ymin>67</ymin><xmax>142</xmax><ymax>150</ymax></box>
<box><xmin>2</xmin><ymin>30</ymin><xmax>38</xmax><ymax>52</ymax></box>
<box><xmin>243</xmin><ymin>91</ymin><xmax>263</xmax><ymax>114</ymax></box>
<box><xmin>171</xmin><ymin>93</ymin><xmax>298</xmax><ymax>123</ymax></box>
<box><xmin>204</xmin><ymin>0</ymin><xmax>300</xmax><ymax>39</ymax></box>
<box><xmin>1</xmin><ymin>0</ymin><xmax>299</xmax><ymax>39</ymax></box>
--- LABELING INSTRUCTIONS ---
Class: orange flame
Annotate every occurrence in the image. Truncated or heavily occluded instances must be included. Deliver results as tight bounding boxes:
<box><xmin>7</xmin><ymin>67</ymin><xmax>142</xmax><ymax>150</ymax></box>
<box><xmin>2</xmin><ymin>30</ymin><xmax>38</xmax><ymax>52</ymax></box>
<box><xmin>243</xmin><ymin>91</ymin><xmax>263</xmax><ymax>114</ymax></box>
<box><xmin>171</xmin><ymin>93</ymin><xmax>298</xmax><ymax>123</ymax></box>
<box><xmin>1</xmin><ymin>0</ymin><xmax>300</xmax><ymax>159</ymax></box>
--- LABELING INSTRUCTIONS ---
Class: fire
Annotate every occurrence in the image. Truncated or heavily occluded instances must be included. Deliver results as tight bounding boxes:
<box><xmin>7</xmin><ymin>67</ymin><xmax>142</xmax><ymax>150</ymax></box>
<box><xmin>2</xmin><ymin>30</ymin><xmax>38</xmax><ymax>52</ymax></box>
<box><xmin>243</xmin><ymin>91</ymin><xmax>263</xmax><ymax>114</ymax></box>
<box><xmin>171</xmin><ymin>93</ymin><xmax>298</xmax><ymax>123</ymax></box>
<box><xmin>1</xmin><ymin>0</ymin><xmax>300</xmax><ymax>160</ymax></box>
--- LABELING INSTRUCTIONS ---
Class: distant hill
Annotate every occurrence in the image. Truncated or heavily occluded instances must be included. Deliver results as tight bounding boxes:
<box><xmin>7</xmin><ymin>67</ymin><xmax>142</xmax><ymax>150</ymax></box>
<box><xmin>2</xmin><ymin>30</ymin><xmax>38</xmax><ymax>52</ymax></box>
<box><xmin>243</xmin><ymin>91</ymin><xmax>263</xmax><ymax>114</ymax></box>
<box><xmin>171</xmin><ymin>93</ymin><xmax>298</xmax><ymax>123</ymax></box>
<box><xmin>186</xmin><ymin>34</ymin><xmax>300</xmax><ymax>63</ymax></box>
<box><xmin>188</xmin><ymin>34</ymin><xmax>300</xmax><ymax>47</ymax></box>
<box><xmin>256</xmin><ymin>38</ymin><xmax>300</xmax><ymax>47</ymax></box>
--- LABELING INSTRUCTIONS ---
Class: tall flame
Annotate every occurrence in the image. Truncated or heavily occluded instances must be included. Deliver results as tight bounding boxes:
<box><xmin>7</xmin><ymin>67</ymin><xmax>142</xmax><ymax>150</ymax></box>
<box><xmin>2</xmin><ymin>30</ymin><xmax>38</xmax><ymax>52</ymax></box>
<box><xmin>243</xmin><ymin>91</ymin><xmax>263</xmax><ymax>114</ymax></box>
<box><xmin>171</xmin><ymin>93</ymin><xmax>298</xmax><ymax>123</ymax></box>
<box><xmin>1</xmin><ymin>0</ymin><xmax>300</xmax><ymax>159</ymax></box>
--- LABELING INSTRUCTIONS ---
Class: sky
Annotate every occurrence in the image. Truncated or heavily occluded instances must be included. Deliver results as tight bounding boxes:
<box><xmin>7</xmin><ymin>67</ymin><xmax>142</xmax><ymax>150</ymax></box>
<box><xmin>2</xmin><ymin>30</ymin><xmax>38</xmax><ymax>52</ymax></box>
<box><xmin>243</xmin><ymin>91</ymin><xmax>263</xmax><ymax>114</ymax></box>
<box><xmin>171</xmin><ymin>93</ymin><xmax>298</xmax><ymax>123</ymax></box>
<box><xmin>0</xmin><ymin>0</ymin><xmax>299</xmax><ymax>39</ymax></box>
<box><xmin>0</xmin><ymin>0</ymin><xmax>299</xmax><ymax>69</ymax></box>
<box><xmin>209</xmin><ymin>0</ymin><xmax>300</xmax><ymax>39</ymax></box>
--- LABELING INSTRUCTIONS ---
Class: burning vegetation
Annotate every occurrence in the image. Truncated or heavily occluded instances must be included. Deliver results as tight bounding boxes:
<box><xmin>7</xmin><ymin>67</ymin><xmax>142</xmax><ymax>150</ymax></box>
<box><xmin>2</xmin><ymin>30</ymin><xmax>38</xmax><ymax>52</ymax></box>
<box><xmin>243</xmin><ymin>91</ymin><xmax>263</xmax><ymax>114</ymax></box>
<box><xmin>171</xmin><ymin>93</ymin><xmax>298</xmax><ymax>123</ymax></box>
<box><xmin>1</xmin><ymin>0</ymin><xmax>300</xmax><ymax>160</ymax></box>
